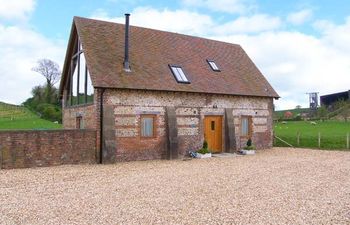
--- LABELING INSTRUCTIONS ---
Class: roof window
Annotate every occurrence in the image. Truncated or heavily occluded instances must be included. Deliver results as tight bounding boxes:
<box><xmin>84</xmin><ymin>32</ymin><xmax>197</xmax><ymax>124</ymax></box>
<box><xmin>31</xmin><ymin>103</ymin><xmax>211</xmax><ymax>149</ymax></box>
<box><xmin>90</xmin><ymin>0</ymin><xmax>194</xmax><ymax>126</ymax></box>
<box><xmin>169</xmin><ymin>65</ymin><xmax>190</xmax><ymax>83</ymax></box>
<box><xmin>207</xmin><ymin>60</ymin><xmax>220</xmax><ymax>72</ymax></box>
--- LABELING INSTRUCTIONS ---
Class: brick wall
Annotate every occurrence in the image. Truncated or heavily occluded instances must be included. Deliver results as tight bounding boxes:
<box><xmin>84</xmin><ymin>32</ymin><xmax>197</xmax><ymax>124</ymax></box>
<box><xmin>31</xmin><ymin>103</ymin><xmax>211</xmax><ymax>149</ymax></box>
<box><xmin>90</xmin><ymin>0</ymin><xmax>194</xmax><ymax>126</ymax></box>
<box><xmin>0</xmin><ymin>129</ymin><xmax>97</xmax><ymax>169</ymax></box>
<box><xmin>62</xmin><ymin>88</ymin><xmax>101</xmax><ymax>163</ymax></box>
<box><xmin>63</xmin><ymin>104</ymin><xmax>97</xmax><ymax>129</ymax></box>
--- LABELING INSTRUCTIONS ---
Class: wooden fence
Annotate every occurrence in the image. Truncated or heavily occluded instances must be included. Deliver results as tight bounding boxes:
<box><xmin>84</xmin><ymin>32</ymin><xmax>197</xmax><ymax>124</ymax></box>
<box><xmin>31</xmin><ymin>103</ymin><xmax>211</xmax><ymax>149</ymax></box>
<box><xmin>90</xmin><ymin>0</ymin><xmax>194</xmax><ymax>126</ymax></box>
<box><xmin>274</xmin><ymin>132</ymin><xmax>350</xmax><ymax>150</ymax></box>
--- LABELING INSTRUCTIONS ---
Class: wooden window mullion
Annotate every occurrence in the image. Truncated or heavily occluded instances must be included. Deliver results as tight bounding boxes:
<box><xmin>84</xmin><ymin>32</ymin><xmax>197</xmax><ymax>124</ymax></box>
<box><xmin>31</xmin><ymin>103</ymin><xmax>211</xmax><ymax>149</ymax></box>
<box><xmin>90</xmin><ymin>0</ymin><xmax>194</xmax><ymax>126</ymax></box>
<box><xmin>84</xmin><ymin>65</ymin><xmax>88</xmax><ymax>104</ymax></box>
<box><xmin>70</xmin><ymin>60</ymin><xmax>73</xmax><ymax>106</ymax></box>
<box><xmin>76</xmin><ymin>40</ymin><xmax>80</xmax><ymax>105</ymax></box>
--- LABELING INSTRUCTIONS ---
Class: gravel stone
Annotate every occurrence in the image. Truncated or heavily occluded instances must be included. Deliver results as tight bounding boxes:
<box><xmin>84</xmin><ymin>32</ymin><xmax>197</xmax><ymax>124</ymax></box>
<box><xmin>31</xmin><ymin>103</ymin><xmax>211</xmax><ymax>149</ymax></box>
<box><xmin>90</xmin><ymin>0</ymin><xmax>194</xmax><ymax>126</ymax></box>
<box><xmin>0</xmin><ymin>148</ymin><xmax>349</xmax><ymax>224</ymax></box>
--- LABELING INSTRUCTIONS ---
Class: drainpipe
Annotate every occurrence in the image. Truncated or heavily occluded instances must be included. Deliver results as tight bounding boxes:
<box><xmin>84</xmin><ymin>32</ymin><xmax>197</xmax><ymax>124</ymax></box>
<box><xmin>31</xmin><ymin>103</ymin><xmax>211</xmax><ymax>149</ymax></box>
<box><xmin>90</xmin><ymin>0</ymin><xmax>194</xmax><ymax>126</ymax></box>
<box><xmin>99</xmin><ymin>88</ymin><xmax>106</xmax><ymax>164</ymax></box>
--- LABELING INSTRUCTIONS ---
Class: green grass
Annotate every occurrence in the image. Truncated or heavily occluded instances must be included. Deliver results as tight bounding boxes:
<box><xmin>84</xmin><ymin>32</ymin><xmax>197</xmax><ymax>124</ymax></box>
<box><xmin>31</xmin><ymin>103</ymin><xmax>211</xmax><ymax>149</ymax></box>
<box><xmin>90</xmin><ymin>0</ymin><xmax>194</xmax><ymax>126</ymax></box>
<box><xmin>274</xmin><ymin>121</ymin><xmax>350</xmax><ymax>150</ymax></box>
<box><xmin>0</xmin><ymin>102</ymin><xmax>62</xmax><ymax>130</ymax></box>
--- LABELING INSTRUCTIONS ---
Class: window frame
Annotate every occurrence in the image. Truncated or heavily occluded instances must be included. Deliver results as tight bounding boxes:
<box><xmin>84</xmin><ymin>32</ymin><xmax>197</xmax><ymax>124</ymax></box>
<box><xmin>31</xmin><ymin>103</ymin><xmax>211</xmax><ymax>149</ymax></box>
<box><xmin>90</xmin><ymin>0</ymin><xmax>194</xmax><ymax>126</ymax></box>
<box><xmin>240</xmin><ymin>116</ymin><xmax>252</xmax><ymax>137</ymax></box>
<box><xmin>65</xmin><ymin>38</ymin><xmax>94</xmax><ymax>107</ymax></box>
<box><xmin>206</xmin><ymin>59</ymin><xmax>221</xmax><ymax>72</ymax></box>
<box><xmin>140</xmin><ymin>114</ymin><xmax>156</xmax><ymax>138</ymax></box>
<box><xmin>168</xmin><ymin>64</ymin><xmax>191</xmax><ymax>84</ymax></box>
<box><xmin>76</xmin><ymin>116</ymin><xmax>83</xmax><ymax>129</ymax></box>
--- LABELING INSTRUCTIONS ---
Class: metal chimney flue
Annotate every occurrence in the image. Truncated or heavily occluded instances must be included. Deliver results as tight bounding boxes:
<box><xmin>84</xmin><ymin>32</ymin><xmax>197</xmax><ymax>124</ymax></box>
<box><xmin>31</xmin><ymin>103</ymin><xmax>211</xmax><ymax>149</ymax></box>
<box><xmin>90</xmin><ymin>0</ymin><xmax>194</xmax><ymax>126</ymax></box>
<box><xmin>123</xmin><ymin>13</ymin><xmax>131</xmax><ymax>72</ymax></box>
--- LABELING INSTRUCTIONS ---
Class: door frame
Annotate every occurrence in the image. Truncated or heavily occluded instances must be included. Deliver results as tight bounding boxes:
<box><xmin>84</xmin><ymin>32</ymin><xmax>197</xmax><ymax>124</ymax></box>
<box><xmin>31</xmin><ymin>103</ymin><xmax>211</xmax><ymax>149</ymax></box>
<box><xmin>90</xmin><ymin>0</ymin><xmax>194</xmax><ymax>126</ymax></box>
<box><xmin>203</xmin><ymin>115</ymin><xmax>224</xmax><ymax>153</ymax></box>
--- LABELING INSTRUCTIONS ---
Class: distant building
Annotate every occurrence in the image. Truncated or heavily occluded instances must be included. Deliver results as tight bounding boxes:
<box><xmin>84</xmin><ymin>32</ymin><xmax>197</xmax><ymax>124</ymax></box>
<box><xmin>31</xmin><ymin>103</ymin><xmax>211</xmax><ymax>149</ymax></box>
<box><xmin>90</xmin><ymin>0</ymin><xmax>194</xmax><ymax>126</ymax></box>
<box><xmin>320</xmin><ymin>90</ymin><xmax>350</xmax><ymax>109</ymax></box>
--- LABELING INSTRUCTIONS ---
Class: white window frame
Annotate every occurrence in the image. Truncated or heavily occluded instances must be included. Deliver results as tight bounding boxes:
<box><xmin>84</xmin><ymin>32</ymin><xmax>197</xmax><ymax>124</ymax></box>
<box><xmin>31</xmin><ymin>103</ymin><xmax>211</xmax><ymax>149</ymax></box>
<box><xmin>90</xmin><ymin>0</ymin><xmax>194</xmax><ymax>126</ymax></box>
<box><xmin>140</xmin><ymin>115</ymin><xmax>156</xmax><ymax>138</ymax></box>
<box><xmin>207</xmin><ymin>59</ymin><xmax>220</xmax><ymax>72</ymax></box>
<box><xmin>169</xmin><ymin>65</ymin><xmax>190</xmax><ymax>83</ymax></box>
<box><xmin>241</xmin><ymin>116</ymin><xmax>252</xmax><ymax>137</ymax></box>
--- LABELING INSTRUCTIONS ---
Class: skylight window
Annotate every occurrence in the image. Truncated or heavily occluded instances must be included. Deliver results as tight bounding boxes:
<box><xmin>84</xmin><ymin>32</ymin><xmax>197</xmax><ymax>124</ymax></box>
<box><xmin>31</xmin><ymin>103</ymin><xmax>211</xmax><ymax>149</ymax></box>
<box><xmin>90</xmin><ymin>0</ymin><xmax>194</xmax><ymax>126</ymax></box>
<box><xmin>169</xmin><ymin>65</ymin><xmax>190</xmax><ymax>83</ymax></box>
<box><xmin>207</xmin><ymin>60</ymin><xmax>220</xmax><ymax>72</ymax></box>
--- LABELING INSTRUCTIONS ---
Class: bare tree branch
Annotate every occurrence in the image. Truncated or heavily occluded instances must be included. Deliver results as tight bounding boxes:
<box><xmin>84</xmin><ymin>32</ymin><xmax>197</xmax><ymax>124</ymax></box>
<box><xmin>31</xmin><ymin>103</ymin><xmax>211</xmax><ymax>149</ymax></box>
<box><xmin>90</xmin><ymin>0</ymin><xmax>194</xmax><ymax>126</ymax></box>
<box><xmin>32</xmin><ymin>59</ymin><xmax>61</xmax><ymax>87</ymax></box>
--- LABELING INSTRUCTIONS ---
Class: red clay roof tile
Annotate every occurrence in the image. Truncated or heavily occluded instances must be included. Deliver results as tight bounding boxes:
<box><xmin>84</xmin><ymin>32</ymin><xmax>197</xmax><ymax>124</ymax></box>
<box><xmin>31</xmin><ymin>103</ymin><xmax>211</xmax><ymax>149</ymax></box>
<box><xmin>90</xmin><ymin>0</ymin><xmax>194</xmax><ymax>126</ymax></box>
<box><xmin>61</xmin><ymin>16</ymin><xmax>279</xmax><ymax>98</ymax></box>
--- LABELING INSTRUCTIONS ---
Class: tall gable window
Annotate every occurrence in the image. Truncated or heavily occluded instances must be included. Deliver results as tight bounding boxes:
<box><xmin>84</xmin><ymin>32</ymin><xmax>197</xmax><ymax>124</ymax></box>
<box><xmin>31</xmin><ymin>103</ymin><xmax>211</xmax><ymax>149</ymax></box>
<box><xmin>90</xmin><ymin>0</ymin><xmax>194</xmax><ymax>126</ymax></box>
<box><xmin>169</xmin><ymin>65</ymin><xmax>190</xmax><ymax>83</ymax></box>
<box><xmin>207</xmin><ymin>60</ymin><xmax>220</xmax><ymax>72</ymax></box>
<box><xmin>66</xmin><ymin>38</ymin><xmax>94</xmax><ymax>106</ymax></box>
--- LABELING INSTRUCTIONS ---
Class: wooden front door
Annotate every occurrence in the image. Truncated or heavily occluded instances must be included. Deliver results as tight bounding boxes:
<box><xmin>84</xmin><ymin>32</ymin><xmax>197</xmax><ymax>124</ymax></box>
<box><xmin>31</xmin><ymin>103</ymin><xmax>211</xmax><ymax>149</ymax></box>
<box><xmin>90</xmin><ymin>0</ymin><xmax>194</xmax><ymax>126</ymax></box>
<box><xmin>204</xmin><ymin>116</ymin><xmax>223</xmax><ymax>153</ymax></box>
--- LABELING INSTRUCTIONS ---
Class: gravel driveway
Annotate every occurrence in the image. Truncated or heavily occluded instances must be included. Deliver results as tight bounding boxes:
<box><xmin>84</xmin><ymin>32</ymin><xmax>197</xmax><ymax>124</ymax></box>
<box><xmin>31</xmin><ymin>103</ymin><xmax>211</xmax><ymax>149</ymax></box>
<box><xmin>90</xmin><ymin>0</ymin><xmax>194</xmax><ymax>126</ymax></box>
<box><xmin>0</xmin><ymin>148</ymin><xmax>349</xmax><ymax>224</ymax></box>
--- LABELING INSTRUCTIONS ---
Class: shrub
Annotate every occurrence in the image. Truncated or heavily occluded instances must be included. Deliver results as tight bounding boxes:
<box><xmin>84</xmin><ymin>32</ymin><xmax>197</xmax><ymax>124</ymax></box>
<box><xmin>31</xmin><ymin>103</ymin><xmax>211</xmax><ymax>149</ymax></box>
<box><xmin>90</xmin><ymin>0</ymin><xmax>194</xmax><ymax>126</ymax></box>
<box><xmin>243</xmin><ymin>145</ymin><xmax>255</xmax><ymax>150</ymax></box>
<box><xmin>197</xmin><ymin>148</ymin><xmax>211</xmax><ymax>154</ymax></box>
<box><xmin>244</xmin><ymin>138</ymin><xmax>255</xmax><ymax>150</ymax></box>
<box><xmin>202</xmin><ymin>140</ymin><xmax>208</xmax><ymax>149</ymax></box>
<box><xmin>246</xmin><ymin>138</ymin><xmax>252</xmax><ymax>147</ymax></box>
<box><xmin>197</xmin><ymin>140</ymin><xmax>211</xmax><ymax>154</ymax></box>
<box><xmin>36</xmin><ymin>103</ymin><xmax>62</xmax><ymax>122</ymax></box>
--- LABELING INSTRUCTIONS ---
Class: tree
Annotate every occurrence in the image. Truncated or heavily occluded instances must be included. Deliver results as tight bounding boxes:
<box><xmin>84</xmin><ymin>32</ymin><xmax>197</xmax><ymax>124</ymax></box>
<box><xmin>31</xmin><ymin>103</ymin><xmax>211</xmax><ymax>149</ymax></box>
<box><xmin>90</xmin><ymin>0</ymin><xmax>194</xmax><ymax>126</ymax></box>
<box><xmin>295</xmin><ymin>105</ymin><xmax>301</xmax><ymax>109</ymax></box>
<box><xmin>32</xmin><ymin>59</ymin><xmax>61</xmax><ymax>103</ymax></box>
<box><xmin>23</xmin><ymin>85</ymin><xmax>62</xmax><ymax>122</ymax></box>
<box><xmin>317</xmin><ymin>105</ymin><xmax>328</xmax><ymax>121</ymax></box>
<box><xmin>284</xmin><ymin>111</ymin><xmax>293</xmax><ymax>119</ymax></box>
<box><xmin>334</xmin><ymin>100</ymin><xmax>350</xmax><ymax>122</ymax></box>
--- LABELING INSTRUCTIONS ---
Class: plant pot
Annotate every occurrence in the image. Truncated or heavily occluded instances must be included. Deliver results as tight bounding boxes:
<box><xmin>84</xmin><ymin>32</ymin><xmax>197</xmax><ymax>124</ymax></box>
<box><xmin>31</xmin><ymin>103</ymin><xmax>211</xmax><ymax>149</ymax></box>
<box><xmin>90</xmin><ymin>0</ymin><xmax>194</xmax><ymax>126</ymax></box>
<box><xmin>240</xmin><ymin>150</ymin><xmax>255</xmax><ymax>155</ymax></box>
<box><xmin>196</xmin><ymin>153</ymin><xmax>212</xmax><ymax>158</ymax></box>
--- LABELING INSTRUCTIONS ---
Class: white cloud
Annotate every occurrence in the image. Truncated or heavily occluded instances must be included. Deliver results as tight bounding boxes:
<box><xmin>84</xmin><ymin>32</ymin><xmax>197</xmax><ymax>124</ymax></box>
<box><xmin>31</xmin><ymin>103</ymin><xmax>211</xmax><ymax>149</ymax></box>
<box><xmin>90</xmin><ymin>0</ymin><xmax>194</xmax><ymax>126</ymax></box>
<box><xmin>212</xmin><ymin>29</ymin><xmax>350</xmax><ymax>110</ymax></box>
<box><xmin>314</xmin><ymin>16</ymin><xmax>350</xmax><ymax>52</ymax></box>
<box><xmin>181</xmin><ymin>0</ymin><xmax>255</xmax><ymax>14</ymax></box>
<box><xmin>0</xmin><ymin>24</ymin><xmax>65</xmax><ymax>104</ymax></box>
<box><xmin>287</xmin><ymin>9</ymin><xmax>313</xmax><ymax>25</ymax></box>
<box><xmin>213</xmin><ymin>14</ymin><xmax>281</xmax><ymax>34</ymax></box>
<box><xmin>0</xmin><ymin>0</ymin><xmax>35</xmax><ymax>21</ymax></box>
<box><xmin>92</xmin><ymin>8</ymin><xmax>280</xmax><ymax>36</ymax></box>
<box><xmin>92</xmin><ymin>7</ymin><xmax>214</xmax><ymax>35</ymax></box>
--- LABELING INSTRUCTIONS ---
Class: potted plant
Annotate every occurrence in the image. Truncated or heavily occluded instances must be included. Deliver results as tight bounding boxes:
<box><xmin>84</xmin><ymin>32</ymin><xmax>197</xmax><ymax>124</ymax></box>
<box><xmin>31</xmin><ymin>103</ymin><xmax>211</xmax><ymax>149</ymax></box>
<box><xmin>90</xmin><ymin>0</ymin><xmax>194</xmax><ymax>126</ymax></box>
<box><xmin>196</xmin><ymin>140</ymin><xmax>212</xmax><ymax>158</ymax></box>
<box><xmin>240</xmin><ymin>138</ymin><xmax>256</xmax><ymax>155</ymax></box>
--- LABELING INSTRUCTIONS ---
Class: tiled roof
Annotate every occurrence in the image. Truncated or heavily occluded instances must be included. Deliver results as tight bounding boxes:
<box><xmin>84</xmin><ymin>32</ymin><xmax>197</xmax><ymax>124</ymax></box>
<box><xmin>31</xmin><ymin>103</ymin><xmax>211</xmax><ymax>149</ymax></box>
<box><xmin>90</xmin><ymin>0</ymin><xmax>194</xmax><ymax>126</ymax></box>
<box><xmin>61</xmin><ymin>16</ymin><xmax>279</xmax><ymax>98</ymax></box>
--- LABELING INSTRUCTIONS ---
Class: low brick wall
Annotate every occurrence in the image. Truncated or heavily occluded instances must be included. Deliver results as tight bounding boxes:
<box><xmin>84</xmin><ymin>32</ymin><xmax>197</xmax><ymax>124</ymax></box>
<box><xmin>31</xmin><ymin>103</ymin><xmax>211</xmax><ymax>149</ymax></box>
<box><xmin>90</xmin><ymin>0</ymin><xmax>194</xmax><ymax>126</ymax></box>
<box><xmin>0</xmin><ymin>129</ymin><xmax>97</xmax><ymax>169</ymax></box>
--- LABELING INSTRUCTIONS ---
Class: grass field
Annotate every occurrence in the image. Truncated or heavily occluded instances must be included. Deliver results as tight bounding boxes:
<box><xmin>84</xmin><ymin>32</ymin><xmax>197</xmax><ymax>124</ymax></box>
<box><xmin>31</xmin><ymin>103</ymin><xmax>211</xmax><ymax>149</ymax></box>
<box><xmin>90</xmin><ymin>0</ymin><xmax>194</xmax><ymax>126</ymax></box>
<box><xmin>274</xmin><ymin>120</ymin><xmax>350</xmax><ymax>150</ymax></box>
<box><xmin>0</xmin><ymin>102</ymin><xmax>62</xmax><ymax>130</ymax></box>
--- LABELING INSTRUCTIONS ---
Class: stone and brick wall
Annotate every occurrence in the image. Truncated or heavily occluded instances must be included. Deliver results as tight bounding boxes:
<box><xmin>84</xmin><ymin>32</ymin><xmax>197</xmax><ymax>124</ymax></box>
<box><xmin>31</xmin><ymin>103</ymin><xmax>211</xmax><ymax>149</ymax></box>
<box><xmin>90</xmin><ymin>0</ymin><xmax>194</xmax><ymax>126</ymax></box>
<box><xmin>0</xmin><ymin>130</ymin><xmax>97</xmax><ymax>169</ymax></box>
<box><xmin>61</xmin><ymin>88</ymin><xmax>274</xmax><ymax>162</ymax></box>
<box><xmin>103</xmin><ymin>89</ymin><xmax>274</xmax><ymax>161</ymax></box>
<box><xmin>62</xmin><ymin>88</ymin><xmax>101</xmax><ymax>162</ymax></box>
<box><xmin>63</xmin><ymin>104</ymin><xmax>97</xmax><ymax>129</ymax></box>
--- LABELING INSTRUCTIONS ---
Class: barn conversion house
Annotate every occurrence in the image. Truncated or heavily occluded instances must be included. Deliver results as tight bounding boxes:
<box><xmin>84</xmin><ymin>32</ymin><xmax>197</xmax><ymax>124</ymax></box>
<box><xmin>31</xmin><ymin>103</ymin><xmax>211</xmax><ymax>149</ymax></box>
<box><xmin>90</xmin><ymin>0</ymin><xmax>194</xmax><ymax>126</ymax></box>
<box><xmin>59</xmin><ymin>14</ymin><xmax>279</xmax><ymax>163</ymax></box>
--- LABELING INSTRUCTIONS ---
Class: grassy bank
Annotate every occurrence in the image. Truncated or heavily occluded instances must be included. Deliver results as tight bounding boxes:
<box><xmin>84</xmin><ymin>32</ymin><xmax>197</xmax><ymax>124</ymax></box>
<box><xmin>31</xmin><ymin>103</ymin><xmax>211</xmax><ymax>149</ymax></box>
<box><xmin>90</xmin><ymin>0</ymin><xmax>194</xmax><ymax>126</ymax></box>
<box><xmin>0</xmin><ymin>102</ymin><xmax>62</xmax><ymax>130</ymax></box>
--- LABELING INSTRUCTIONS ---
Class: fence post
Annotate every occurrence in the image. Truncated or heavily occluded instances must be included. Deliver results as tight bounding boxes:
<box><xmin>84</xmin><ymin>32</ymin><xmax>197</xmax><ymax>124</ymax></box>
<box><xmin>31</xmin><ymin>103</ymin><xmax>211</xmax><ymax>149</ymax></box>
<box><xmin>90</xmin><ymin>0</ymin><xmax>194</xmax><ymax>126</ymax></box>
<box><xmin>318</xmin><ymin>132</ymin><xmax>321</xmax><ymax>149</ymax></box>
<box><xmin>347</xmin><ymin>133</ymin><xmax>349</xmax><ymax>150</ymax></box>
<box><xmin>297</xmin><ymin>131</ymin><xmax>300</xmax><ymax>146</ymax></box>
<box><xmin>0</xmin><ymin>145</ymin><xmax>2</xmax><ymax>169</ymax></box>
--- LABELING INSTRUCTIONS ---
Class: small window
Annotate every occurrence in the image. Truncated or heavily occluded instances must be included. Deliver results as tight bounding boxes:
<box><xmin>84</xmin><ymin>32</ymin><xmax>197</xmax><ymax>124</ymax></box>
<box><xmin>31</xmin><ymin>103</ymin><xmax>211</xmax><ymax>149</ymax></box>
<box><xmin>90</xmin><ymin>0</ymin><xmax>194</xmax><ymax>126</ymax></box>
<box><xmin>207</xmin><ymin>60</ymin><xmax>220</xmax><ymax>72</ymax></box>
<box><xmin>141</xmin><ymin>115</ymin><xmax>155</xmax><ymax>137</ymax></box>
<box><xmin>211</xmin><ymin>121</ymin><xmax>215</xmax><ymax>131</ymax></box>
<box><xmin>169</xmin><ymin>65</ymin><xmax>190</xmax><ymax>83</ymax></box>
<box><xmin>241</xmin><ymin>116</ymin><xmax>251</xmax><ymax>137</ymax></box>
<box><xmin>76</xmin><ymin>116</ymin><xmax>83</xmax><ymax>129</ymax></box>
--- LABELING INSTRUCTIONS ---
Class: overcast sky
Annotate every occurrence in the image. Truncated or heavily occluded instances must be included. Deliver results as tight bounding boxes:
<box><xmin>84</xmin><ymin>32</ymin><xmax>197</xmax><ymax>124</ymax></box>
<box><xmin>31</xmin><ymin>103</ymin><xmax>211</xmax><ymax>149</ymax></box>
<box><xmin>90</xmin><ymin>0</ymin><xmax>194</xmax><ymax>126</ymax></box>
<box><xmin>0</xmin><ymin>0</ymin><xmax>349</xmax><ymax>110</ymax></box>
